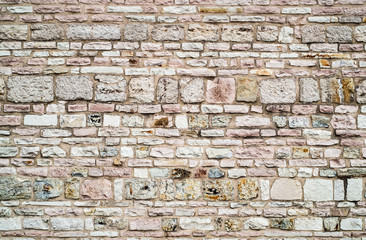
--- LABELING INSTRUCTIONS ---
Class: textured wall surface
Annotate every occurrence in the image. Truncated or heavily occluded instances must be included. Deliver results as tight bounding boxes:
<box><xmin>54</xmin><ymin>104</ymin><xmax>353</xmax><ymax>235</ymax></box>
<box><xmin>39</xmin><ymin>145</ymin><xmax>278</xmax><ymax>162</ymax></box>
<box><xmin>1</xmin><ymin>0</ymin><xmax>366</xmax><ymax>239</ymax></box>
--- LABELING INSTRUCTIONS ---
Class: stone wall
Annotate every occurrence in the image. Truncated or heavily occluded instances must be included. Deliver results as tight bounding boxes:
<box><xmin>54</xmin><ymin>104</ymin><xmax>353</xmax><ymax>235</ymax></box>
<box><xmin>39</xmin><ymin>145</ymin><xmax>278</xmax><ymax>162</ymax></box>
<box><xmin>0</xmin><ymin>0</ymin><xmax>366</xmax><ymax>238</ymax></box>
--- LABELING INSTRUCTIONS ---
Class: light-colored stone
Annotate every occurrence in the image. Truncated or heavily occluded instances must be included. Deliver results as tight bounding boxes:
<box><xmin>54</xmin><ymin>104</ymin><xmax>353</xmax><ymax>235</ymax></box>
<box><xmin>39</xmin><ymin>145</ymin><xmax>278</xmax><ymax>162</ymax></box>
<box><xmin>304</xmin><ymin>179</ymin><xmax>333</xmax><ymax>201</ymax></box>
<box><xmin>129</xmin><ymin>77</ymin><xmax>155</xmax><ymax>103</ymax></box>
<box><xmin>259</xmin><ymin>78</ymin><xmax>296</xmax><ymax>104</ymax></box>
<box><xmin>271</xmin><ymin>179</ymin><xmax>302</xmax><ymax>200</ymax></box>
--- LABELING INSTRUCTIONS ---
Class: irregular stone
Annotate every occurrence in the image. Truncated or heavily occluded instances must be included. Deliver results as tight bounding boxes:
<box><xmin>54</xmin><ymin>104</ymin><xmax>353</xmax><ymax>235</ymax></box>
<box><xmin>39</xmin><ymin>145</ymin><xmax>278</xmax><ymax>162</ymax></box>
<box><xmin>206</xmin><ymin>78</ymin><xmax>235</xmax><ymax>103</ymax></box>
<box><xmin>188</xmin><ymin>115</ymin><xmax>208</xmax><ymax>128</ymax></box>
<box><xmin>152</xmin><ymin>25</ymin><xmax>184</xmax><ymax>41</ymax></box>
<box><xmin>331</xmin><ymin>115</ymin><xmax>356</xmax><ymax>129</ymax></box>
<box><xmin>356</xmin><ymin>80</ymin><xmax>366</xmax><ymax>103</ymax></box>
<box><xmin>175</xmin><ymin>179</ymin><xmax>201</xmax><ymax>200</ymax></box>
<box><xmin>180</xmin><ymin>78</ymin><xmax>205</xmax><ymax>103</ymax></box>
<box><xmin>67</xmin><ymin>24</ymin><xmax>121</xmax><ymax>40</ymax></box>
<box><xmin>24</xmin><ymin>217</ymin><xmax>49</xmax><ymax>230</ymax></box>
<box><xmin>41</xmin><ymin>146</ymin><xmax>66</xmax><ymax>157</ymax></box>
<box><xmin>33</xmin><ymin>178</ymin><xmax>63</xmax><ymax>200</ymax></box>
<box><xmin>124</xmin><ymin>23</ymin><xmax>148</xmax><ymax>41</ymax></box>
<box><xmin>259</xmin><ymin>78</ymin><xmax>296</xmax><ymax>104</ymax></box>
<box><xmin>236</xmin><ymin>116</ymin><xmax>270</xmax><ymax>127</ymax></box>
<box><xmin>355</xmin><ymin>26</ymin><xmax>366</xmax><ymax>42</ymax></box>
<box><xmin>225</xmin><ymin>218</ymin><xmax>243</xmax><ymax>232</ymax></box>
<box><xmin>95</xmin><ymin>80</ymin><xmax>127</xmax><ymax>102</ymax></box>
<box><xmin>56</xmin><ymin>75</ymin><xmax>93</xmax><ymax>101</ymax></box>
<box><xmin>156</xmin><ymin>77</ymin><xmax>178</xmax><ymax>104</ymax></box>
<box><xmin>94</xmin><ymin>217</ymin><xmax>128</xmax><ymax>230</ymax></box>
<box><xmin>238</xmin><ymin>179</ymin><xmax>259</xmax><ymax>200</ymax></box>
<box><xmin>60</xmin><ymin>115</ymin><xmax>86</xmax><ymax>128</ymax></box>
<box><xmin>129</xmin><ymin>77</ymin><xmax>155</xmax><ymax>103</ymax></box>
<box><xmin>87</xmin><ymin>114</ymin><xmax>102</xmax><ymax>127</ymax></box>
<box><xmin>235</xmin><ymin>147</ymin><xmax>274</xmax><ymax>159</ymax></box>
<box><xmin>0</xmin><ymin>177</ymin><xmax>31</xmax><ymax>200</ymax></box>
<box><xmin>176</xmin><ymin>147</ymin><xmax>203</xmax><ymax>158</ymax></box>
<box><xmin>100</xmin><ymin>147</ymin><xmax>119</xmax><ymax>157</ymax></box>
<box><xmin>160</xmin><ymin>179</ymin><xmax>175</xmax><ymax>201</ymax></box>
<box><xmin>81</xmin><ymin>179</ymin><xmax>112</xmax><ymax>200</ymax></box>
<box><xmin>320</xmin><ymin>78</ymin><xmax>354</xmax><ymax>103</ymax></box>
<box><xmin>343</xmin><ymin>147</ymin><xmax>360</xmax><ymax>159</ymax></box>
<box><xmin>125</xmin><ymin>179</ymin><xmax>158</xmax><ymax>200</ymax></box>
<box><xmin>295</xmin><ymin>217</ymin><xmax>323</xmax><ymax>231</ymax></box>
<box><xmin>187</xmin><ymin>24</ymin><xmax>219</xmax><ymax>41</ymax></box>
<box><xmin>257</xmin><ymin>25</ymin><xmax>278</xmax><ymax>42</ymax></box>
<box><xmin>7</xmin><ymin>76</ymin><xmax>54</xmax><ymax>103</ymax></box>
<box><xmin>0</xmin><ymin>25</ymin><xmax>28</xmax><ymax>40</ymax></box>
<box><xmin>300</xmin><ymin>78</ymin><xmax>320</xmax><ymax>103</ymax></box>
<box><xmin>273</xmin><ymin>116</ymin><xmax>287</xmax><ymax>128</ymax></box>
<box><xmin>271</xmin><ymin>179</ymin><xmax>302</xmax><ymax>200</ymax></box>
<box><xmin>237</xmin><ymin>78</ymin><xmax>257</xmax><ymax>102</ymax></box>
<box><xmin>206</xmin><ymin>148</ymin><xmax>233</xmax><ymax>159</ymax></box>
<box><xmin>301</xmin><ymin>25</ymin><xmax>325</xmax><ymax>43</ymax></box>
<box><xmin>162</xmin><ymin>218</ymin><xmax>178</xmax><ymax>232</ymax></box>
<box><xmin>171</xmin><ymin>168</ymin><xmax>191</xmax><ymax>179</ymax></box>
<box><xmin>324</xmin><ymin>217</ymin><xmax>339</xmax><ymax>231</ymax></box>
<box><xmin>31</xmin><ymin>24</ymin><xmax>64</xmax><ymax>41</ymax></box>
<box><xmin>212</xmin><ymin>115</ymin><xmax>231</xmax><ymax>127</ymax></box>
<box><xmin>208</xmin><ymin>168</ymin><xmax>225</xmax><ymax>179</ymax></box>
<box><xmin>0</xmin><ymin>217</ymin><xmax>22</xmax><ymax>231</ymax></box>
<box><xmin>203</xmin><ymin>180</ymin><xmax>234</xmax><ymax>201</ymax></box>
<box><xmin>0</xmin><ymin>146</ymin><xmax>18</xmax><ymax>157</ymax></box>
<box><xmin>65</xmin><ymin>178</ymin><xmax>79</xmax><ymax>199</ymax></box>
<box><xmin>326</xmin><ymin>26</ymin><xmax>352</xmax><ymax>43</ymax></box>
<box><xmin>303</xmin><ymin>179</ymin><xmax>333</xmax><ymax>201</ymax></box>
<box><xmin>222</xmin><ymin>25</ymin><xmax>253</xmax><ymax>42</ymax></box>
<box><xmin>270</xmin><ymin>218</ymin><xmax>294</xmax><ymax>230</ymax></box>
<box><xmin>244</xmin><ymin>217</ymin><xmax>269</xmax><ymax>230</ymax></box>
<box><xmin>51</xmin><ymin>217</ymin><xmax>84</xmax><ymax>231</ymax></box>
<box><xmin>312</xmin><ymin>115</ymin><xmax>330</xmax><ymax>128</ymax></box>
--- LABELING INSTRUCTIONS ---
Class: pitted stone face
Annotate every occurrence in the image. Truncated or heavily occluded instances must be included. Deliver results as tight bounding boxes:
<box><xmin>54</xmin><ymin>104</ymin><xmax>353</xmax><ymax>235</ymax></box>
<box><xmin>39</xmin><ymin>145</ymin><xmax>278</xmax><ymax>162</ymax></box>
<box><xmin>33</xmin><ymin>178</ymin><xmax>63</xmax><ymax>200</ymax></box>
<box><xmin>125</xmin><ymin>179</ymin><xmax>158</xmax><ymax>200</ymax></box>
<box><xmin>0</xmin><ymin>177</ymin><xmax>32</xmax><ymax>200</ymax></box>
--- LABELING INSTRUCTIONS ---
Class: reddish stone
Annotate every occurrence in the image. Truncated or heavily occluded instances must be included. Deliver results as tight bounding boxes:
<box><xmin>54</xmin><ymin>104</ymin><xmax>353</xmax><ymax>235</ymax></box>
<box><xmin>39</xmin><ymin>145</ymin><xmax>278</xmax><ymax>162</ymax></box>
<box><xmin>206</xmin><ymin>78</ymin><xmax>236</xmax><ymax>103</ymax></box>
<box><xmin>80</xmin><ymin>179</ymin><xmax>112</xmax><ymax>199</ymax></box>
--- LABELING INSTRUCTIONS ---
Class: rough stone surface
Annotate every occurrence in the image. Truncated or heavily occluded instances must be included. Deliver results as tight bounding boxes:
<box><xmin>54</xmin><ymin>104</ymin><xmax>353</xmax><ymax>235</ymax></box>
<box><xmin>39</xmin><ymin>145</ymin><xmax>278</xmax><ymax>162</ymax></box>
<box><xmin>238</xmin><ymin>179</ymin><xmax>259</xmax><ymax>200</ymax></box>
<box><xmin>152</xmin><ymin>25</ymin><xmax>184</xmax><ymax>41</ymax></box>
<box><xmin>129</xmin><ymin>77</ymin><xmax>155</xmax><ymax>103</ymax></box>
<box><xmin>67</xmin><ymin>24</ymin><xmax>121</xmax><ymax>40</ymax></box>
<box><xmin>0</xmin><ymin>177</ymin><xmax>32</xmax><ymax>200</ymax></box>
<box><xmin>156</xmin><ymin>77</ymin><xmax>178</xmax><ymax>103</ymax></box>
<box><xmin>304</xmin><ymin>179</ymin><xmax>333</xmax><ymax>201</ymax></box>
<box><xmin>206</xmin><ymin>78</ymin><xmax>235</xmax><ymax>103</ymax></box>
<box><xmin>124</xmin><ymin>23</ymin><xmax>149</xmax><ymax>41</ymax></box>
<box><xmin>271</xmin><ymin>179</ymin><xmax>302</xmax><ymax>200</ymax></box>
<box><xmin>237</xmin><ymin>78</ymin><xmax>257</xmax><ymax>102</ymax></box>
<box><xmin>259</xmin><ymin>78</ymin><xmax>296</xmax><ymax>104</ymax></box>
<box><xmin>187</xmin><ymin>24</ymin><xmax>219</xmax><ymax>41</ymax></box>
<box><xmin>81</xmin><ymin>179</ymin><xmax>112</xmax><ymax>200</ymax></box>
<box><xmin>0</xmin><ymin>25</ymin><xmax>28</xmax><ymax>40</ymax></box>
<box><xmin>300</xmin><ymin>78</ymin><xmax>320</xmax><ymax>103</ymax></box>
<box><xmin>33</xmin><ymin>178</ymin><xmax>63</xmax><ymax>200</ymax></box>
<box><xmin>203</xmin><ymin>180</ymin><xmax>234</xmax><ymax>201</ymax></box>
<box><xmin>31</xmin><ymin>24</ymin><xmax>64</xmax><ymax>41</ymax></box>
<box><xmin>222</xmin><ymin>25</ymin><xmax>253</xmax><ymax>42</ymax></box>
<box><xmin>56</xmin><ymin>75</ymin><xmax>93</xmax><ymax>101</ymax></box>
<box><xmin>180</xmin><ymin>78</ymin><xmax>205</xmax><ymax>103</ymax></box>
<box><xmin>7</xmin><ymin>76</ymin><xmax>54</xmax><ymax>103</ymax></box>
<box><xmin>125</xmin><ymin>179</ymin><xmax>158</xmax><ymax>200</ymax></box>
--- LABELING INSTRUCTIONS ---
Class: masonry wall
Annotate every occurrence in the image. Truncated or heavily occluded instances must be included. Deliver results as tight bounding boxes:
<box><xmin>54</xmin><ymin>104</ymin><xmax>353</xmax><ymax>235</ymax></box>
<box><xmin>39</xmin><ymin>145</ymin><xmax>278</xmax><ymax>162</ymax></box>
<box><xmin>0</xmin><ymin>0</ymin><xmax>366</xmax><ymax>238</ymax></box>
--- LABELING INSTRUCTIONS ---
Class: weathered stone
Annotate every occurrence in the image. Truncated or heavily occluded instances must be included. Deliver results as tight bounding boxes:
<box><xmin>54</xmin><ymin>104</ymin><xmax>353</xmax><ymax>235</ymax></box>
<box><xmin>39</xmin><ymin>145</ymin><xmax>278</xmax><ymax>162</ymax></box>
<box><xmin>56</xmin><ymin>75</ymin><xmax>93</xmax><ymax>101</ymax></box>
<box><xmin>320</xmin><ymin>78</ymin><xmax>354</xmax><ymax>103</ymax></box>
<box><xmin>225</xmin><ymin>218</ymin><xmax>243</xmax><ymax>232</ymax></box>
<box><xmin>0</xmin><ymin>25</ymin><xmax>28</xmax><ymax>40</ymax></box>
<box><xmin>187</xmin><ymin>24</ymin><xmax>219</xmax><ymax>41</ymax></box>
<box><xmin>188</xmin><ymin>115</ymin><xmax>208</xmax><ymax>128</ymax></box>
<box><xmin>0</xmin><ymin>217</ymin><xmax>22</xmax><ymax>231</ymax></box>
<box><xmin>176</xmin><ymin>147</ymin><xmax>203</xmax><ymax>158</ymax></box>
<box><xmin>326</xmin><ymin>26</ymin><xmax>352</xmax><ymax>43</ymax></box>
<box><xmin>67</xmin><ymin>24</ymin><xmax>121</xmax><ymax>40</ymax></box>
<box><xmin>356</xmin><ymin>80</ymin><xmax>366</xmax><ymax>103</ymax></box>
<box><xmin>300</xmin><ymin>78</ymin><xmax>320</xmax><ymax>103</ymax></box>
<box><xmin>235</xmin><ymin>147</ymin><xmax>274</xmax><ymax>159</ymax></box>
<box><xmin>324</xmin><ymin>217</ymin><xmax>339</xmax><ymax>231</ymax></box>
<box><xmin>237</xmin><ymin>78</ymin><xmax>258</xmax><ymax>102</ymax></box>
<box><xmin>60</xmin><ymin>115</ymin><xmax>86</xmax><ymax>128</ymax></box>
<box><xmin>259</xmin><ymin>78</ymin><xmax>296</xmax><ymax>104</ymax></box>
<box><xmin>126</xmin><ymin>179</ymin><xmax>158</xmax><ymax>200</ymax></box>
<box><xmin>271</xmin><ymin>179</ymin><xmax>302</xmax><ymax>200</ymax></box>
<box><xmin>0</xmin><ymin>177</ymin><xmax>31</xmax><ymax>200</ymax></box>
<box><xmin>87</xmin><ymin>114</ymin><xmax>102</xmax><ymax>127</ymax></box>
<box><xmin>257</xmin><ymin>25</ymin><xmax>278</xmax><ymax>42</ymax></box>
<box><xmin>157</xmin><ymin>77</ymin><xmax>178</xmax><ymax>104</ymax></box>
<box><xmin>171</xmin><ymin>168</ymin><xmax>191</xmax><ymax>179</ymax></box>
<box><xmin>338</xmin><ymin>168</ymin><xmax>366</xmax><ymax>177</ymax></box>
<box><xmin>212</xmin><ymin>115</ymin><xmax>231</xmax><ymax>127</ymax></box>
<box><xmin>206</xmin><ymin>78</ymin><xmax>235</xmax><ymax>103</ymax></box>
<box><xmin>95</xmin><ymin>79</ymin><xmax>127</xmax><ymax>102</ymax></box>
<box><xmin>301</xmin><ymin>25</ymin><xmax>325</xmax><ymax>43</ymax></box>
<box><xmin>238</xmin><ymin>179</ymin><xmax>259</xmax><ymax>200</ymax></box>
<box><xmin>206</xmin><ymin>148</ymin><xmax>233</xmax><ymax>159</ymax></box>
<box><xmin>65</xmin><ymin>178</ymin><xmax>79</xmax><ymax>199</ymax></box>
<box><xmin>331</xmin><ymin>115</ymin><xmax>356</xmax><ymax>129</ymax></box>
<box><xmin>129</xmin><ymin>77</ymin><xmax>155</xmax><ymax>103</ymax></box>
<box><xmin>270</xmin><ymin>218</ymin><xmax>294</xmax><ymax>230</ymax></box>
<box><xmin>222</xmin><ymin>25</ymin><xmax>253</xmax><ymax>42</ymax></box>
<box><xmin>203</xmin><ymin>180</ymin><xmax>234</xmax><ymax>201</ymax></box>
<box><xmin>355</xmin><ymin>26</ymin><xmax>366</xmax><ymax>42</ymax></box>
<box><xmin>124</xmin><ymin>23</ymin><xmax>148</xmax><ymax>41</ymax></box>
<box><xmin>244</xmin><ymin>217</ymin><xmax>269</xmax><ymax>230</ymax></box>
<box><xmin>41</xmin><ymin>146</ymin><xmax>66</xmax><ymax>157</ymax></box>
<box><xmin>81</xmin><ymin>179</ymin><xmax>112</xmax><ymax>200</ymax></box>
<box><xmin>162</xmin><ymin>218</ymin><xmax>178</xmax><ymax>232</ymax></box>
<box><xmin>303</xmin><ymin>179</ymin><xmax>333</xmax><ymax>201</ymax></box>
<box><xmin>100</xmin><ymin>147</ymin><xmax>119</xmax><ymax>157</ymax></box>
<box><xmin>312</xmin><ymin>115</ymin><xmax>330</xmax><ymax>128</ymax></box>
<box><xmin>208</xmin><ymin>168</ymin><xmax>225</xmax><ymax>179</ymax></box>
<box><xmin>152</xmin><ymin>25</ymin><xmax>184</xmax><ymax>41</ymax></box>
<box><xmin>7</xmin><ymin>76</ymin><xmax>54</xmax><ymax>103</ymax></box>
<box><xmin>175</xmin><ymin>179</ymin><xmax>201</xmax><ymax>200</ymax></box>
<box><xmin>180</xmin><ymin>217</ymin><xmax>214</xmax><ymax>231</ymax></box>
<box><xmin>33</xmin><ymin>178</ymin><xmax>63</xmax><ymax>200</ymax></box>
<box><xmin>340</xmin><ymin>218</ymin><xmax>362</xmax><ymax>230</ymax></box>
<box><xmin>343</xmin><ymin>147</ymin><xmax>360</xmax><ymax>159</ymax></box>
<box><xmin>31</xmin><ymin>24</ymin><xmax>64</xmax><ymax>41</ymax></box>
<box><xmin>180</xmin><ymin>78</ymin><xmax>205</xmax><ymax>103</ymax></box>
<box><xmin>24</xmin><ymin>217</ymin><xmax>49</xmax><ymax>230</ymax></box>
<box><xmin>94</xmin><ymin>217</ymin><xmax>128</xmax><ymax>230</ymax></box>
<box><xmin>273</xmin><ymin>116</ymin><xmax>287</xmax><ymax>128</ymax></box>
<box><xmin>51</xmin><ymin>217</ymin><xmax>84</xmax><ymax>231</ymax></box>
<box><xmin>0</xmin><ymin>146</ymin><xmax>18</xmax><ymax>157</ymax></box>
<box><xmin>160</xmin><ymin>179</ymin><xmax>175</xmax><ymax>200</ymax></box>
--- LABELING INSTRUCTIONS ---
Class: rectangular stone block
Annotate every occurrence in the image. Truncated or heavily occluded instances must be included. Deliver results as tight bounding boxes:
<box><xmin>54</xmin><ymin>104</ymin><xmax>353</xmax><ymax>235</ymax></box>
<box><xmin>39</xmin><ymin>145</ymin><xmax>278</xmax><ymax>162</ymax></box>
<box><xmin>67</xmin><ymin>24</ymin><xmax>121</xmax><ymax>40</ymax></box>
<box><xmin>0</xmin><ymin>25</ymin><xmax>28</xmax><ymax>40</ymax></box>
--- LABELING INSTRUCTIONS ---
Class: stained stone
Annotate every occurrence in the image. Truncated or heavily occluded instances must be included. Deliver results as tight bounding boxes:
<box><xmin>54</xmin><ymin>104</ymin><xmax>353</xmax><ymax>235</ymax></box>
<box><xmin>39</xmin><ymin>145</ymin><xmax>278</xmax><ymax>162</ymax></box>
<box><xmin>188</xmin><ymin>115</ymin><xmax>209</xmax><ymax>128</ymax></box>
<box><xmin>338</xmin><ymin>168</ymin><xmax>366</xmax><ymax>177</ymax></box>
<box><xmin>56</xmin><ymin>75</ymin><xmax>93</xmax><ymax>101</ymax></box>
<box><xmin>257</xmin><ymin>25</ymin><xmax>278</xmax><ymax>42</ymax></box>
<box><xmin>136</xmin><ymin>146</ymin><xmax>149</xmax><ymax>158</ymax></box>
<box><xmin>175</xmin><ymin>179</ymin><xmax>201</xmax><ymax>200</ymax></box>
<box><xmin>7</xmin><ymin>76</ymin><xmax>54</xmax><ymax>103</ymax></box>
<box><xmin>225</xmin><ymin>218</ymin><xmax>243</xmax><ymax>232</ymax></box>
<box><xmin>320</xmin><ymin>78</ymin><xmax>354</xmax><ymax>103</ymax></box>
<box><xmin>152</xmin><ymin>25</ymin><xmax>184</xmax><ymax>41</ymax></box>
<box><xmin>171</xmin><ymin>168</ymin><xmax>191</xmax><ymax>179</ymax></box>
<box><xmin>81</xmin><ymin>179</ymin><xmax>112</xmax><ymax>199</ymax></box>
<box><xmin>206</xmin><ymin>78</ymin><xmax>236</xmax><ymax>103</ymax></box>
<box><xmin>160</xmin><ymin>179</ymin><xmax>175</xmax><ymax>201</ymax></box>
<box><xmin>312</xmin><ymin>115</ymin><xmax>330</xmax><ymax>128</ymax></box>
<box><xmin>212</xmin><ymin>115</ymin><xmax>231</xmax><ymax>127</ymax></box>
<box><xmin>208</xmin><ymin>168</ymin><xmax>225</xmax><ymax>179</ymax></box>
<box><xmin>237</xmin><ymin>78</ymin><xmax>258</xmax><ymax>102</ymax></box>
<box><xmin>95</xmin><ymin>81</ymin><xmax>127</xmax><ymax>102</ymax></box>
<box><xmin>65</xmin><ymin>178</ymin><xmax>80</xmax><ymax>199</ymax></box>
<box><xmin>324</xmin><ymin>217</ymin><xmax>339</xmax><ymax>231</ymax></box>
<box><xmin>162</xmin><ymin>218</ymin><xmax>178</xmax><ymax>232</ymax></box>
<box><xmin>270</xmin><ymin>218</ymin><xmax>294</xmax><ymax>230</ymax></box>
<box><xmin>238</xmin><ymin>179</ymin><xmax>259</xmax><ymax>200</ymax></box>
<box><xmin>222</xmin><ymin>25</ymin><xmax>253</xmax><ymax>42</ymax></box>
<box><xmin>356</xmin><ymin>80</ymin><xmax>366</xmax><ymax>103</ymax></box>
<box><xmin>0</xmin><ymin>177</ymin><xmax>32</xmax><ymax>200</ymax></box>
<box><xmin>33</xmin><ymin>178</ymin><xmax>63</xmax><ymax>200</ymax></box>
<box><xmin>343</xmin><ymin>147</ymin><xmax>359</xmax><ymax>159</ymax></box>
<box><xmin>187</xmin><ymin>24</ymin><xmax>219</xmax><ymax>41</ymax></box>
<box><xmin>203</xmin><ymin>180</ymin><xmax>234</xmax><ymax>201</ymax></box>
<box><xmin>125</xmin><ymin>179</ymin><xmax>158</xmax><ymax>200</ymax></box>
<box><xmin>87</xmin><ymin>114</ymin><xmax>102</xmax><ymax>127</ymax></box>
<box><xmin>156</xmin><ymin>77</ymin><xmax>178</xmax><ymax>103</ymax></box>
<box><xmin>180</xmin><ymin>78</ymin><xmax>205</xmax><ymax>103</ymax></box>
<box><xmin>129</xmin><ymin>77</ymin><xmax>155</xmax><ymax>103</ymax></box>
<box><xmin>94</xmin><ymin>217</ymin><xmax>128</xmax><ymax>230</ymax></box>
<box><xmin>100</xmin><ymin>147</ymin><xmax>119</xmax><ymax>157</ymax></box>
<box><xmin>273</xmin><ymin>116</ymin><xmax>287</xmax><ymax>128</ymax></box>
<box><xmin>0</xmin><ymin>207</ymin><xmax>11</xmax><ymax>217</ymax></box>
